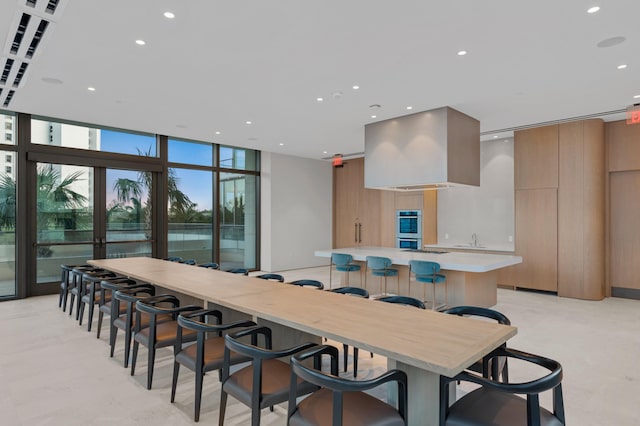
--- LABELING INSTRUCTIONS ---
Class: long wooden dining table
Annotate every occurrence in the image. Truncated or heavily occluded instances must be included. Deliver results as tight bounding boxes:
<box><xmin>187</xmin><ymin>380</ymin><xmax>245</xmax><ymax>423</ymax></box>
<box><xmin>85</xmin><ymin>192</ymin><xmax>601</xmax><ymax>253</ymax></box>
<box><xmin>88</xmin><ymin>257</ymin><xmax>517</xmax><ymax>426</ymax></box>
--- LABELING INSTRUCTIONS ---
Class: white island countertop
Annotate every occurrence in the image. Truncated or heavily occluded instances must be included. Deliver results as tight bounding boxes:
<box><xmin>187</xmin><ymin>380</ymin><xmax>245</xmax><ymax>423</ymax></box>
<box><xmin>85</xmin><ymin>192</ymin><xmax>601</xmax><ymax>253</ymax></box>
<box><xmin>424</xmin><ymin>243</ymin><xmax>515</xmax><ymax>253</ymax></box>
<box><xmin>315</xmin><ymin>246</ymin><xmax>522</xmax><ymax>273</ymax></box>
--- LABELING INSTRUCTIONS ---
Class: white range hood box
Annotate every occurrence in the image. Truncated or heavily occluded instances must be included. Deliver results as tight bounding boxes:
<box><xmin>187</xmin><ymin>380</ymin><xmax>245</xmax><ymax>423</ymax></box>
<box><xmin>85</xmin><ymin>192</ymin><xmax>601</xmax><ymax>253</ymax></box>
<box><xmin>364</xmin><ymin>106</ymin><xmax>480</xmax><ymax>190</ymax></box>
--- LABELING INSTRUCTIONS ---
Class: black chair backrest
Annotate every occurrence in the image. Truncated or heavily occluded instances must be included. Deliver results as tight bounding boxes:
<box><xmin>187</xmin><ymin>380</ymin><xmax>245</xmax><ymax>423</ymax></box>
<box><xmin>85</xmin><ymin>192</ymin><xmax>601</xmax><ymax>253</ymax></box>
<box><xmin>378</xmin><ymin>295</ymin><xmax>426</xmax><ymax>309</ymax></box>
<box><xmin>180</xmin><ymin>259</ymin><xmax>196</xmax><ymax>265</ymax></box>
<box><xmin>198</xmin><ymin>262</ymin><xmax>220</xmax><ymax>269</ymax></box>
<box><xmin>441</xmin><ymin>347</ymin><xmax>565</xmax><ymax>426</ymax></box>
<box><xmin>443</xmin><ymin>305</ymin><xmax>511</xmax><ymax>325</ymax></box>
<box><xmin>226</xmin><ymin>268</ymin><xmax>249</xmax><ymax>276</ymax></box>
<box><xmin>330</xmin><ymin>286</ymin><xmax>369</xmax><ymax>298</ymax></box>
<box><xmin>164</xmin><ymin>256</ymin><xmax>182</xmax><ymax>262</ymax></box>
<box><xmin>256</xmin><ymin>273</ymin><xmax>285</xmax><ymax>282</ymax></box>
<box><xmin>289</xmin><ymin>279</ymin><xmax>324</xmax><ymax>289</ymax></box>
<box><xmin>289</xmin><ymin>344</ymin><xmax>408</xmax><ymax>426</ymax></box>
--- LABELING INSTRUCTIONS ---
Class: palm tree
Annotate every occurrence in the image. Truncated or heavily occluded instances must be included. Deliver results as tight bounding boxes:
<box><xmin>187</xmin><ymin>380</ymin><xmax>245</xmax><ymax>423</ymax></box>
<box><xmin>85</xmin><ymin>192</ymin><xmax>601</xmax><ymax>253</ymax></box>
<box><xmin>0</xmin><ymin>173</ymin><xmax>16</xmax><ymax>230</ymax></box>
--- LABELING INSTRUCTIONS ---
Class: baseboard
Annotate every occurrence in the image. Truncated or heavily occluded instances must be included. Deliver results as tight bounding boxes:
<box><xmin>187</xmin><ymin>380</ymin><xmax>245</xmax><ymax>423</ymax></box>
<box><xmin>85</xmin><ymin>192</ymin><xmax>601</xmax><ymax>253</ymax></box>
<box><xmin>611</xmin><ymin>287</ymin><xmax>640</xmax><ymax>300</ymax></box>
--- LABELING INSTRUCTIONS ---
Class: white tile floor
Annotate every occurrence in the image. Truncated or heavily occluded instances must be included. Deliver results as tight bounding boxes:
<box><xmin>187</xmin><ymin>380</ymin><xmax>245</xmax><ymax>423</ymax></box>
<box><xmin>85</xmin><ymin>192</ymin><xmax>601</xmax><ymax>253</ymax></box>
<box><xmin>0</xmin><ymin>266</ymin><xmax>638</xmax><ymax>425</ymax></box>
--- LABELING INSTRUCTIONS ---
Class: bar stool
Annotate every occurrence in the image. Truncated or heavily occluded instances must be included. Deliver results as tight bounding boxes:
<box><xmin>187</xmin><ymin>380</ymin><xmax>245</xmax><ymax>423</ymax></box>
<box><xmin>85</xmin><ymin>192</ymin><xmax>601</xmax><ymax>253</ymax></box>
<box><xmin>329</xmin><ymin>253</ymin><xmax>361</xmax><ymax>288</ymax></box>
<box><xmin>408</xmin><ymin>260</ymin><xmax>447</xmax><ymax>310</ymax></box>
<box><xmin>365</xmin><ymin>256</ymin><xmax>399</xmax><ymax>296</ymax></box>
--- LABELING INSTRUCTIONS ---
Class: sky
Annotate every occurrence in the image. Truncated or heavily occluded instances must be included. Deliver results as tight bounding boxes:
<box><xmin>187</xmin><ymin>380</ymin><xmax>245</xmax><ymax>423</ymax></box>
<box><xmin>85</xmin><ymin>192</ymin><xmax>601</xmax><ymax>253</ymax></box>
<box><xmin>100</xmin><ymin>130</ymin><xmax>214</xmax><ymax>210</ymax></box>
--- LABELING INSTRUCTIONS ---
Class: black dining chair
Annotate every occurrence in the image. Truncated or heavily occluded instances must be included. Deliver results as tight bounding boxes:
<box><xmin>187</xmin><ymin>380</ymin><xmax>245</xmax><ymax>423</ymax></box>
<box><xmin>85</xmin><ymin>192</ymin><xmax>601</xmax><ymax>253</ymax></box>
<box><xmin>171</xmin><ymin>310</ymin><xmax>256</xmax><ymax>422</ymax></box>
<box><xmin>58</xmin><ymin>264</ymin><xmax>89</xmax><ymax>311</ymax></box>
<box><xmin>289</xmin><ymin>279</ymin><xmax>324</xmax><ymax>289</ymax></box>
<box><xmin>288</xmin><ymin>344</ymin><xmax>408</xmax><ymax>426</ymax></box>
<box><xmin>329</xmin><ymin>286</ymin><xmax>371</xmax><ymax>377</ymax></box>
<box><xmin>226</xmin><ymin>268</ymin><xmax>249</xmax><ymax>276</ymax></box>
<box><xmin>219</xmin><ymin>325</ymin><xmax>319</xmax><ymax>426</ymax></box>
<box><xmin>94</xmin><ymin>277</ymin><xmax>141</xmax><ymax>339</ymax></box>
<box><xmin>256</xmin><ymin>273</ymin><xmax>285</xmax><ymax>282</ymax></box>
<box><xmin>440</xmin><ymin>347</ymin><xmax>565</xmax><ymax>426</ymax></box>
<box><xmin>377</xmin><ymin>295</ymin><xmax>426</xmax><ymax>309</ymax></box>
<box><xmin>78</xmin><ymin>269</ymin><xmax>119</xmax><ymax>330</ymax></box>
<box><xmin>197</xmin><ymin>262</ymin><xmax>220</xmax><ymax>269</ymax></box>
<box><xmin>131</xmin><ymin>295</ymin><xmax>202</xmax><ymax>389</ymax></box>
<box><xmin>443</xmin><ymin>305</ymin><xmax>512</xmax><ymax>381</ymax></box>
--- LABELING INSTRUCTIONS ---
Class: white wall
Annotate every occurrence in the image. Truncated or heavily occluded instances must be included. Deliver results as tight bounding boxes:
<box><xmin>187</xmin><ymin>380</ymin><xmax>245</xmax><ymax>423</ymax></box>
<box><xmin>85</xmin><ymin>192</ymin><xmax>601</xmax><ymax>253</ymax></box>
<box><xmin>261</xmin><ymin>152</ymin><xmax>332</xmax><ymax>271</ymax></box>
<box><xmin>437</xmin><ymin>139</ymin><xmax>514</xmax><ymax>249</ymax></box>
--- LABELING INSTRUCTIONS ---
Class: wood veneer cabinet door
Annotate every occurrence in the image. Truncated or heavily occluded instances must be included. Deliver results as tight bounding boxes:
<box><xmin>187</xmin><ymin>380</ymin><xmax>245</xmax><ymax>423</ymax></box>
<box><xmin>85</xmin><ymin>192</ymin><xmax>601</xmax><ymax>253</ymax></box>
<box><xmin>514</xmin><ymin>126</ymin><xmax>559</xmax><ymax>190</ymax></box>
<box><xmin>610</xmin><ymin>171</ymin><xmax>640</xmax><ymax>292</ymax></box>
<box><xmin>514</xmin><ymin>188</ymin><xmax>558</xmax><ymax>291</ymax></box>
<box><xmin>557</xmin><ymin>120</ymin><xmax>605</xmax><ymax>300</ymax></box>
<box><xmin>333</xmin><ymin>157</ymin><xmax>381</xmax><ymax>248</ymax></box>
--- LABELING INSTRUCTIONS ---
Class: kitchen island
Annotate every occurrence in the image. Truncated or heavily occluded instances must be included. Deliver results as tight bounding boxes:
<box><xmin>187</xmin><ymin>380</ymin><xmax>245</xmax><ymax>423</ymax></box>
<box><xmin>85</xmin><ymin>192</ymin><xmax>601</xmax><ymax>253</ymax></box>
<box><xmin>315</xmin><ymin>247</ymin><xmax>522</xmax><ymax>307</ymax></box>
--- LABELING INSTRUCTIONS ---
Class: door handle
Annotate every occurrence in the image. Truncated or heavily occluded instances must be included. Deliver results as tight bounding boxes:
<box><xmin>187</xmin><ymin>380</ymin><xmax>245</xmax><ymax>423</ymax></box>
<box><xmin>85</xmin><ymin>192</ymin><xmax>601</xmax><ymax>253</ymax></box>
<box><xmin>354</xmin><ymin>223</ymin><xmax>358</xmax><ymax>243</ymax></box>
<box><xmin>358</xmin><ymin>223</ymin><xmax>362</xmax><ymax>243</ymax></box>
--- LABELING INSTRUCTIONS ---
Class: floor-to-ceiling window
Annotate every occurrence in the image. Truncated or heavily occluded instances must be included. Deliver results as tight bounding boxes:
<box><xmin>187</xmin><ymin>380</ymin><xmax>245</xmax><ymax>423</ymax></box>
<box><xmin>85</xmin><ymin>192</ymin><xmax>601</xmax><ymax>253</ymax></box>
<box><xmin>0</xmin><ymin>112</ymin><xmax>16</xmax><ymax>298</ymax></box>
<box><xmin>1</xmin><ymin>113</ymin><xmax>260</xmax><ymax>299</ymax></box>
<box><xmin>167</xmin><ymin>138</ymin><xmax>214</xmax><ymax>263</ymax></box>
<box><xmin>219</xmin><ymin>146</ymin><xmax>259</xmax><ymax>270</ymax></box>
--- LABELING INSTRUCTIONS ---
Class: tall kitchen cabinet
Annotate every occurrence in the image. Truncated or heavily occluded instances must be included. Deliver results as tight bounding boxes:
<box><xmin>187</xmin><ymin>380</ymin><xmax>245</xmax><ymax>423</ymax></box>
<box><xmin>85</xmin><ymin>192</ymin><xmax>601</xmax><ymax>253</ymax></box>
<box><xmin>512</xmin><ymin>120</ymin><xmax>605</xmax><ymax>299</ymax></box>
<box><xmin>333</xmin><ymin>157</ymin><xmax>382</xmax><ymax>248</ymax></box>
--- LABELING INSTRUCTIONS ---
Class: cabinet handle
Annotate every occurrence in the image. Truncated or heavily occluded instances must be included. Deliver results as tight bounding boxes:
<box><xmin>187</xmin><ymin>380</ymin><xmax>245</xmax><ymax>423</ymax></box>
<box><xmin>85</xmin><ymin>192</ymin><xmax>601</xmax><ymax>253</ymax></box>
<box><xmin>358</xmin><ymin>223</ymin><xmax>362</xmax><ymax>243</ymax></box>
<box><xmin>355</xmin><ymin>223</ymin><xmax>358</xmax><ymax>243</ymax></box>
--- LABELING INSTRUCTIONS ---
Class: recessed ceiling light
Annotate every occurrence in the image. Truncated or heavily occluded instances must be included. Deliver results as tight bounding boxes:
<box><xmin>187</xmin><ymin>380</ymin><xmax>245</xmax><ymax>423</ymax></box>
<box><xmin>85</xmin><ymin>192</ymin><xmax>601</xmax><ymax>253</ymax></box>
<box><xmin>135</xmin><ymin>39</ymin><xmax>146</xmax><ymax>46</ymax></box>
<box><xmin>457</xmin><ymin>50</ymin><xmax>468</xmax><ymax>56</ymax></box>
<box><xmin>352</xmin><ymin>85</ymin><xmax>360</xmax><ymax>90</ymax></box>
<box><xmin>323</xmin><ymin>151</ymin><xmax>328</xmax><ymax>154</ymax></box>
<box><xmin>164</xmin><ymin>11</ymin><xmax>175</xmax><ymax>19</ymax></box>
<box><xmin>406</xmin><ymin>106</ymin><xmax>413</xmax><ymax>110</ymax></box>
<box><xmin>493</xmin><ymin>135</ymin><xmax>498</xmax><ymax>139</ymax></box>
<box><xmin>215</xmin><ymin>131</ymin><xmax>221</xmax><ymax>135</ymax></box>
<box><xmin>87</xmin><ymin>87</ymin><xmax>96</xmax><ymax>91</ymax></box>
<box><xmin>246</xmin><ymin>121</ymin><xmax>252</xmax><ymax>125</ymax></box>
<box><xmin>587</xmin><ymin>6</ymin><xmax>600</xmax><ymax>14</ymax></box>
<box><xmin>316</xmin><ymin>97</ymin><xmax>324</xmax><ymax>102</ymax></box>
<box><xmin>634</xmin><ymin>94</ymin><xmax>640</xmax><ymax>99</ymax></box>
<box><xmin>371</xmin><ymin>115</ymin><xmax>377</xmax><ymax>118</ymax></box>
<box><xmin>279</xmin><ymin>143</ymin><xmax>284</xmax><ymax>146</ymax></box>
<box><xmin>617</xmin><ymin>64</ymin><xmax>628</xmax><ymax>69</ymax></box>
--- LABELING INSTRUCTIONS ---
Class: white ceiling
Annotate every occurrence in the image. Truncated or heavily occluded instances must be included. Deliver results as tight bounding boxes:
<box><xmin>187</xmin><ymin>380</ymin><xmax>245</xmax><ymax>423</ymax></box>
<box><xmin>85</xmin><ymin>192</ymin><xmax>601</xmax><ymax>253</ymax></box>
<box><xmin>1</xmin><ymin>0</ymin><xmax>638</xmax><ymax>160</ymax></box>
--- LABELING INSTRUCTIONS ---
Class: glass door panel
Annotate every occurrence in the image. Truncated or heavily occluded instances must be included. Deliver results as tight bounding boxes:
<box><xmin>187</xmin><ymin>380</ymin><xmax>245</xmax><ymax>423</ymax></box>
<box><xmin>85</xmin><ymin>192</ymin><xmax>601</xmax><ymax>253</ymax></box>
<box><xmin>167</xmin><ymin>168</ymin><xmax>213</xmax><ymax>263</ymax></box>
<box><xmin>105</xmin><ymin>169</ymin><xmax>153</xmax><ymax>258</ymax></box>
<box><xmin>0</xmin><ymin>150</ymin><xmax>16</xmax><ymax>297</ymax></box>
<box><xmin>35</xmin><ymin>163</ymin><xmax>95</xmax><ymax>283</ymax></box>
<box><xmin>219</xmin><ymin>172</ymin><xmax>256</xmax><ymax>270</ymax></box>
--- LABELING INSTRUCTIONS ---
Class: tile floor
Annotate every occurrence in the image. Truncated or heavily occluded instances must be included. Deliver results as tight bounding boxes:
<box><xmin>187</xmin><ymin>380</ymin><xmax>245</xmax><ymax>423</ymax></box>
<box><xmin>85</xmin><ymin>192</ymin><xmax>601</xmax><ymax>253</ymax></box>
<box><xmin>0</xmin><ymin>266</ymin><xmax>638</xmax><ymax>425</ymax></box>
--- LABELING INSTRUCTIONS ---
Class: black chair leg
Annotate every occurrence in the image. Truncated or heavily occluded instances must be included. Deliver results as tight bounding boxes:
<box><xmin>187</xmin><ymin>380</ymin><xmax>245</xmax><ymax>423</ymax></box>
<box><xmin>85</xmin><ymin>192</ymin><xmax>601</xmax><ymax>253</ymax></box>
<box><xmin>147</xmin><ymin>345</ymin><xmax>156</xmax><ymax>389</ymax></box>
<box><xmin>87</xmin><ymin>302</ymin><xmax>96</xmax><ymax>332</ymax></box>
<box><xmin>219</xmin><ymin>391</ymin><xmax>228</xmax><ymax>425</ymax></box>
<box><xmin>78</xmin><ymin>301</ymin><xmax>85</xmax><ymax>325</ymax></box>
<box><xmin>69</xmin><ymin>293</ymin><xmax>75</xmax><ymax>316</ymax></box>
<box><xmin>109</xmin><ymin>326</ymin><xmax>118</xmax><ymax>357</ymax></box>
<box><xmin>124</xmin><ymin>328</ymin><xmax>133</xmax><ymax>368</ymax></box>
<box><xmin>170</xmin><ymin>362</ymin><xmax>180</xmax><ymax>403</ymax></box>
<box><xmin>96</xmin><ymin>311</ymin><xmax>103</xmax><ymax>338</ymax></box>
<box><xmin>195</xmin><ymin>368</ymin><xmax>204</xmax><ymax>422</ymax></box>
<box><xmin>130</xmin><ymin>341</ymin><xmax>139</xmax><ymax>376</ymax></box>
<box><xmin>61</xmin><ymin>290</ymin><xmax>68</xmax><ymax>312</ymax></box>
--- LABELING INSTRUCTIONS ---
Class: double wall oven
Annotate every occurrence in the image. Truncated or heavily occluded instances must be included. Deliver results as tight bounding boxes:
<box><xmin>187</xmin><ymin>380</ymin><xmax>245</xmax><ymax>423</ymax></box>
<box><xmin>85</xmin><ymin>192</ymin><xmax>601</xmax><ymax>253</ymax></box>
<box><xmin>396</xmin><ymin>210</ymin><xmax>422</xmax><ymax>250</ymax></box>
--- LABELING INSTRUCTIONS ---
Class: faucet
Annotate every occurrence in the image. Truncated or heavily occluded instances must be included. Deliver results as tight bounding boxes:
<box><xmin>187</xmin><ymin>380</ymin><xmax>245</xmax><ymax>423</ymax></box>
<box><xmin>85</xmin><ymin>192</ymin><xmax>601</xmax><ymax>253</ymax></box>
<box><xmin>471</xmin><ymin>233</ymin><xmax>477</xmax><ymax>247</ymax></box>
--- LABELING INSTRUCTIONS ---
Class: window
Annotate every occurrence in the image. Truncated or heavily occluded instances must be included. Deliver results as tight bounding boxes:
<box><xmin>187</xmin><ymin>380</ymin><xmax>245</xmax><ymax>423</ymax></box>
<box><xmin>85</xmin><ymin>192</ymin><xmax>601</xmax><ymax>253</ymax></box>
<box><xmin>168</xmin><ymin>138</ymin><xmax>212</xmax><ymax>167</ymax></box>
<box><xmin>31</xmin><ymin>118</ymin><xmax>157</xmax><ymax>156</ymax></box>
<box><xmin>219</xmin><ymin>146</ymin><xmax>258</xmax><ymax>171</ymax></box>
<box><xmin>4</xmin><ymin>122</ymin><xmax>11</xmax><ymax>130</ymax></box>
<box><xmin>5</xmin><ymin>155</ymin><xmax>10</xmax><ymax>163</ymax></box>
<box><xmin>5</xmin><ymin>166</ymin><xmax>10</xmax><ymax>174</ymax></box>
<box><xmin>4</xmin><ymin>134</ymin><xmax>11</xmax><ymax>142</ymax></box>
<box><xmin>0</xmin><ymin>113</ymin><xmax>16</xmax><ymax>145</ymax></box>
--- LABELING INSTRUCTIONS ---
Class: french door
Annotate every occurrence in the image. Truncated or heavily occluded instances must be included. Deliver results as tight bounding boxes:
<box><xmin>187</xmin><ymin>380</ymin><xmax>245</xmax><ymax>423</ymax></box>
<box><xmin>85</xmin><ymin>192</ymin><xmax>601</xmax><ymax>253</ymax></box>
<box><xmin>29</xmin><ymin>161</ymin><xmax>155</xmax><ymax>295</ymax></box>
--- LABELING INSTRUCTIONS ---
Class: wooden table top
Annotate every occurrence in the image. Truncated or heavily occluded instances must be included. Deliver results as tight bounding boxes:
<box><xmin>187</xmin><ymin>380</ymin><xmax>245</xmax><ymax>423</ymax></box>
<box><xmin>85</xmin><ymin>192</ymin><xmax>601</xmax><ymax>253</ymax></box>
<box><xmin>89</xmin><ymin>257</ymin><xmax>517</xmax><ymax>377</ymax></box>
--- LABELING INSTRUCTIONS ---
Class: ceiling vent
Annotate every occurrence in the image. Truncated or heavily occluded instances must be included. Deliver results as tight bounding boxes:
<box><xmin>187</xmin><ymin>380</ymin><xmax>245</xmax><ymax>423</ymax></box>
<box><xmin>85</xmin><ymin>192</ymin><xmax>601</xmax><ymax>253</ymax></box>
<box><xmin>1</xmin><ymin>1</ymin><xmax>64</xmax><ymax>107</ymax></box>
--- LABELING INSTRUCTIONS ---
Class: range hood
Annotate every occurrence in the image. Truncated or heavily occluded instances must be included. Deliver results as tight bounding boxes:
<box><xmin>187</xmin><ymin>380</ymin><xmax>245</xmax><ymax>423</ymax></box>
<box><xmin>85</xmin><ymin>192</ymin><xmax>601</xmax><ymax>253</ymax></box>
<box><xmin>364</xmin><ymin>106</ymin><xmax>480</xmax><ymax>190</ymax></box>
